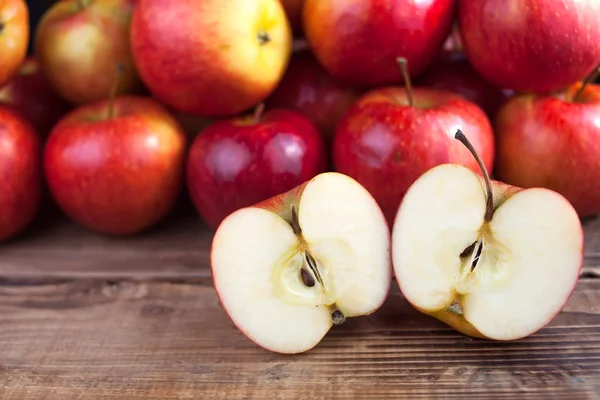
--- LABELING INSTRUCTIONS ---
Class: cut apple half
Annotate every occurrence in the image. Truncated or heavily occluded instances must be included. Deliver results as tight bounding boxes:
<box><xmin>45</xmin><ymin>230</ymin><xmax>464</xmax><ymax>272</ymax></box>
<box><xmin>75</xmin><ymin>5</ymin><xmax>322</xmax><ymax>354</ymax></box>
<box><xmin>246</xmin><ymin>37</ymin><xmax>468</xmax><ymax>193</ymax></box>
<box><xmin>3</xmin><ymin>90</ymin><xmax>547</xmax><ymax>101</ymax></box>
<box><xmin>392</xmin><ymin>130</ymin><xmax>584</xmax><ymax>340</ymax></box>
<box><xmin>211</xmin><ymin>172</ymin><xmax>391</xmax><ymax>354</ymax></box>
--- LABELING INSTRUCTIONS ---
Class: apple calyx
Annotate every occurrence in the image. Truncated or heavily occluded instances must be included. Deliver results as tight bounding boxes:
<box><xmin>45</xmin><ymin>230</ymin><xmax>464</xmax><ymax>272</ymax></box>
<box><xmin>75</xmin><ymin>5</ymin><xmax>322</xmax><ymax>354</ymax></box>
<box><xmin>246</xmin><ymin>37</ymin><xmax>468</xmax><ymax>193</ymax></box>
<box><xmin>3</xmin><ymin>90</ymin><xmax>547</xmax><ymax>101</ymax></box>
<box><xmin>273</xmin><ymin>204</ymin><xmax>346</xmax><ymax>327</ymax></box>
<box><xmin>257</xmin><ymin>31</ymin><xmax>271</xmax><ymax>46</ymax></box>
<box><xmin>572</xmin><ymin>64</ymin><xmax>600</xmax><ymax>102</ymax></box>
<box><xmin>396</xmin><ymin>57</ymin><xmax>414</xmax><ymax>107</ymax></box>
<box><xmin>107</xmin><ymin>63</ymin><xmax>125</xmax><ymax>120</ymax></box>
<box><xmin>77</xmin><ymin>0</ymin><xmax>93</xmax><ymax>10</ymax></box>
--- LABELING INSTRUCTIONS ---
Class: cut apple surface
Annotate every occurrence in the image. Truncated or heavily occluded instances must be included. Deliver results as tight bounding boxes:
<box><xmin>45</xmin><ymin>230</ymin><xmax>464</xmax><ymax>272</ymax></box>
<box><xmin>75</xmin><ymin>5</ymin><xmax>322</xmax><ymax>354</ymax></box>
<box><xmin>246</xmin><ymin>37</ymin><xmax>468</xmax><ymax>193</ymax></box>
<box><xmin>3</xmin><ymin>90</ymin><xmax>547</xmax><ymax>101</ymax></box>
<box><xmin>211</xmin><ymin>172</ymin><xmax>391</xmax><ymax>354</ymax></box>
<box><xmin>392</xmin><ymin>133</ymin><xmax>583</xmax><ymax>341</ymax></box>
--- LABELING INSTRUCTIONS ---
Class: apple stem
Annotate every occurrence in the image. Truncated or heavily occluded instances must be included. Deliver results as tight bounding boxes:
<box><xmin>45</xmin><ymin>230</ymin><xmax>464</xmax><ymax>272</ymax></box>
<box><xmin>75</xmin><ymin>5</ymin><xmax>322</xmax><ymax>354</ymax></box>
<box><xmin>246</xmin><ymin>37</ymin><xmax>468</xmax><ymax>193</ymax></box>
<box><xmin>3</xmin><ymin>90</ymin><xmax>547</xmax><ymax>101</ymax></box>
<box><xmin>332</xmin><ymin>309</ymin><xmax>346</xmax><ymax>326</ymax></box>
<box><xmin>454</xmin><ymin>129</ymin><xmax>494</xmax><ymax>221</ymax></box>
<box><xmin>107</xmin><ymin>63</ymin><xmax>125</xmax><ymax>120</ymax></box>
<box><xmin>77</xmin><ymin>0</ymin><xmax>92</xmax><ymax>10</ymax></box>
<box><xmin>573</xmin><ymin>64</ymin><xmax>600</xmax><ymax>102</ymax></box>
<box><xmin>396</xmin><ymin>57</ymin><xmax>414</xmax><ymax>107</ymax></box>
<box><xmin>253</xmin><ymin>102</ymin><xmax>265</xmax><ymax>124</ymax></box>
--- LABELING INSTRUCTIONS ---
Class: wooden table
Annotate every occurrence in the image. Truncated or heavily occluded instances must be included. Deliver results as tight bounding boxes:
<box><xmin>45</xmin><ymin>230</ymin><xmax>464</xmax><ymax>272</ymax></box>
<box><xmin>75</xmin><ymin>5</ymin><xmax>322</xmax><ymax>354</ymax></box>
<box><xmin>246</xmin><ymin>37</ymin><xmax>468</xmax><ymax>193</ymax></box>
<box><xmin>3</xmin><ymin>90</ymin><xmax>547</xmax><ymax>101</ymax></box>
<box><xmin>1</xmin><ymin>203</ymin><xmax>600</xmax><ymax>399</ymax></box>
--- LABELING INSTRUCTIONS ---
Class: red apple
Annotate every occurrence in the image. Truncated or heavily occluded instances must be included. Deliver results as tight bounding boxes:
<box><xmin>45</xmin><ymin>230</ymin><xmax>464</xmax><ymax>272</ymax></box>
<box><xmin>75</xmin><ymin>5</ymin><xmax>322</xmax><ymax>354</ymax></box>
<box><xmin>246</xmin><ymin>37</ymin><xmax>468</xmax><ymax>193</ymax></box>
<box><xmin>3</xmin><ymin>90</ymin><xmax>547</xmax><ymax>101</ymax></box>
<box><xmin>302</xmin><ymin>0</ymin><xmax>456</xmax><ymax>88</ymax></box>
<box><xmin>0</xmin><ymin>106</ymin><xmax>42</xmax><ymax>242</ymax></box>
<box><xmin>0</xmin><ymin>0</ymin><xmax>28</xmax><ymax>88</ymax></box>
<box><xmin>0</xmin><ymin>57</ymin><xmax>71</xmax><ymax>139</ymax></box>
<box><xmin>494</xmin><ymin>75</ymin><xmax>600</xmax><ymax>218</ymax></box>
<box><xmin>44</xmin><ymin>96</ymin><xmax>187</xmax><ymax>235</ymax></box>
<box><xmin>266</xmin><ymin>50</ymin><xmax>360</xmax><ymax>142</ymax></box>
<box><xmin>415</xmin><ymin>51</ymin><xmax>511</xmax><ymax>118</ymax></box>
<box><xmin>34</xmin><ymin>0</ymin><xmax>142</xmax><ymax>104</ymax></box>
<box><xmin>458</xmin><ymin>0</ymin><xmax>600</xmax><ymax>94</ymax></box>
<box><xmin>131</xmin><ymin>0</ymin><xmax>293</xmax><ymax>117</ymax></box>
<box><xmin>333</xmin><ymin>59</ymin><xmax>495</xmax><ymax>226</ymax></box>
<box><xmin>187</xmin><ymin>107</ymin><xmax>328</xmax><ymax>229</ymax></box>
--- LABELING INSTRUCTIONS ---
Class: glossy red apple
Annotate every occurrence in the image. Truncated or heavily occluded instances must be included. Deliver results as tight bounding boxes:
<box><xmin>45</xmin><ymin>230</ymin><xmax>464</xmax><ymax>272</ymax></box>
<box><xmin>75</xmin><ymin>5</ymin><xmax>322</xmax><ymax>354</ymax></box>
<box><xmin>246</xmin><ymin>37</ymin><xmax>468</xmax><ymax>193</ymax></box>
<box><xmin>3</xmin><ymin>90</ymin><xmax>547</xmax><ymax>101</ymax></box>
<box><xmin>303</xmin><ymin>0</ymin><xmax>456</xmax><ymax>88</ymax></box>
<box><xmin>187</xmin><ymin>106</ymin><xmax>328</xmax><ymax>229</ymax></box>
<box><xmin>0</xmin><ymin>106</ymin><xmax>42</xmax><ymax>242</ymax></box>
<box><xmin>44</xmin><ymin>96</ymin><xmax>187</xmax><ymax>235</ymax></box>
<box><xmin>494</xmin><ymin>71</ymin><xmax>600</xmax><ymax>218</ymax></box>
<box><xmin>266</xmin><ymin>50</ymin><xmax>360</xmax><ymax>142</ymax></box>
<box><xmin>0</xmin><ymin>0</ymin><xmax>28</xmax><ymax>88</ymax></box>
<box><xmin>0</xmin><ymin>57</ymin><xmax>71</xmax><ymax>139</ymax></box>
<box><xmin>333</xmin><ymin>59</ymin><xmax>495</xmax><ymax>225</ymax></box>
<box><xmin>458</xmin><ymin>0</ymin><xmax>600</xmax><ymax>93</ymax></box>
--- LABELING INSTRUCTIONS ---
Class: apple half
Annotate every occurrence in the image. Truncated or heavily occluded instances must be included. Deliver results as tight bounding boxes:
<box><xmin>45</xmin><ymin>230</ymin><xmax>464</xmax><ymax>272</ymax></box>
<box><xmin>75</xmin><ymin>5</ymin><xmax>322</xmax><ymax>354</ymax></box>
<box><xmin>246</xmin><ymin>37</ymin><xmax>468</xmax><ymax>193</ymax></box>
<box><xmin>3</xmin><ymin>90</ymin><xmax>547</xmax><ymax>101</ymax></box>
<box><xmin>211</xmin><ymin>172</ymin><xmax>392</xmax><ymax>354</ymax></box>
<box><xmin>392</xmin><ymin>130</ymin><xmax>584</xmax><ymax>340</ymax></box>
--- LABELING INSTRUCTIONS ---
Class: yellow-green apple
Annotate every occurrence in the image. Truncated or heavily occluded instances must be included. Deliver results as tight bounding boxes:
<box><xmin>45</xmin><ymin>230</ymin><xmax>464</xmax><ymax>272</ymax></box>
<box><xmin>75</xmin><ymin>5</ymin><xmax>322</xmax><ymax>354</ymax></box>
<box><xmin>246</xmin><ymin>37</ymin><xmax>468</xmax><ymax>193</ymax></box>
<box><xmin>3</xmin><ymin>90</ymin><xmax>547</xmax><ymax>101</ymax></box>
<box><xmin>303</xmin><ymin>0</ymin><xmax>456</xmax><ymax>88</ymax></box>
<box><xmin>0</xmin><ymin>0</ymin><xmax>28</xmax><ymax>88</ymax></box>
<box><xmin>0</xmin><ymin>105</ymin><xmax>42</xmax><ymax>242</ymax></box>
<box><xmin>211</xmin><ymin>171</ymin><xmax>391</xmax><ymax>353</ymax></box>
<box><xmin>458</xmin><ymin>0</ymin><xmax>600</xmax><ymax>94</ymax></box>
<box><xmin>494</xmin><ymin>71</ymin><xmax>600</xmax><ymax>218</ymax></box>
<box><xmin>266</xmin><ymin>50</ymin><xmax>360</xmax><ymax>143</ymax></box>
<box><xmin>131</xmin><ymin>0</ymin><xmax>293</xmax><ymax>117</ymax></box>
<box><xmin>280</xmin><ymin>0</ymin><xmax>304</xmax><ymax>34</ymax></box>
<box><xmin>392</xmin><ymin>130</ymin><xmax>583</xmax><ymax>340</ymax></box>
<box><xmin>187</xmin><ymin>106</ymin><xmax>327</xmax><ymax>230</ymax></box>
<box><xmin>0</xmin><ymin>57</ymin><xmax>71</xmax><ymax>139</ymax></box>
<box><xmin>34</xmin><ymin>0</ymin><xmax>141</xmax><ymax>104</ymax></box>
<box><xmin>44</xmin><ymin>95</ymin><xmax>187</xmax><ymax>235</ymax></box>
<box><xmin>333</xmin><ymin>58</ymin><xmax>495</xmax><ymax>226</ymax></box>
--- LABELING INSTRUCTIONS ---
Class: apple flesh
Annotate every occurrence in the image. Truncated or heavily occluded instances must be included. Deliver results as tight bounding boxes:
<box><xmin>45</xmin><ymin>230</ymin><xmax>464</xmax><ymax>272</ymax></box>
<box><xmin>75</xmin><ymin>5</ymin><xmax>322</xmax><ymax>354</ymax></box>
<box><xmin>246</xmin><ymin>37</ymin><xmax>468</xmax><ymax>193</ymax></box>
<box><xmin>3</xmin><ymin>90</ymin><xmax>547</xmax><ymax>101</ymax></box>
<box><xmin>187</xmin><ymin>108</ymin><xmax>327</xmax><ymax>229</ymax></box>
<box><xmin>131</xmin><ymin>0</ymin><xmax>293</xmax><ymax>117</ymax></box>
<box><xmin>494</xmin><ymin>81</ymin><xmax>600</xmax><ymax>218</ymax></box>
<box><xmin>392</xmin><ymin>135</ymin><xmax>583</xmax><ymax>340</ymax></box>
<box><xmin>0</xmin><ymin>106</ymin><xmax>42</xmax><ymax>242</ymax></box>
<box><xmin>458</xmin><ymin>0</ymin><xmax>600</xmax><ymax>93</ymax></box>
<box><xmin>303</xmin><ymin>0</ymin><xmax>456</xmax><ymax>88</ymax></box>
<box><xmin>0</xmin><ymin>57</ymin><xmax>71</xmax><ymax>139</ymax></box>
<box><xmin>44</xmin><ymin>96</ymin><xmax>187</xmax><ymax>235</ymax></box>
<box><xmin>34</xmin><ymin>0</ymin><xmax>142</xmax><ymax>104</ymax></box>
<box><xmin>0</xmin><ymin>0</ymin><xmax>28</xmax><ymax>88</ymax></box>
<box><xmin>211</xmin><ymin>172</ymin><xmax>391</xmax><ymax>354</ymax></box>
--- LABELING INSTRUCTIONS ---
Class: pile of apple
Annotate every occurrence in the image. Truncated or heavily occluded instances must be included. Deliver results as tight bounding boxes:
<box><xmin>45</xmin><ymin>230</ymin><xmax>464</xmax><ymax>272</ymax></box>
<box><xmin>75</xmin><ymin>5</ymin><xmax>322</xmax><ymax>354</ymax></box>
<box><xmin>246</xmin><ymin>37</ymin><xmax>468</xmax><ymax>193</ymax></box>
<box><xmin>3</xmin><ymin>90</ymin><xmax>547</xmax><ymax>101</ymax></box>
<box><xmin>0</xmin><ymin>0</ymin><xmax>597</xmax><ymax>353</ymax></box>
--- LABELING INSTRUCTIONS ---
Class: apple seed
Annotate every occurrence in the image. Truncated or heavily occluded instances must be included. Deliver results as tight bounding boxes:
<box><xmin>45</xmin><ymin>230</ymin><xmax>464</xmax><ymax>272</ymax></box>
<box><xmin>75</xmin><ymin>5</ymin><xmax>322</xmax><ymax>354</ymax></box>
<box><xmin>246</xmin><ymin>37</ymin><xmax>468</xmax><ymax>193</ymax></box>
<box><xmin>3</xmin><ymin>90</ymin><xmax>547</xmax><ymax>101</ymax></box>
<box><xmin>300</xmin><ymin>267</ymin><xmax>316</xmax><ymax>287</ymax></box>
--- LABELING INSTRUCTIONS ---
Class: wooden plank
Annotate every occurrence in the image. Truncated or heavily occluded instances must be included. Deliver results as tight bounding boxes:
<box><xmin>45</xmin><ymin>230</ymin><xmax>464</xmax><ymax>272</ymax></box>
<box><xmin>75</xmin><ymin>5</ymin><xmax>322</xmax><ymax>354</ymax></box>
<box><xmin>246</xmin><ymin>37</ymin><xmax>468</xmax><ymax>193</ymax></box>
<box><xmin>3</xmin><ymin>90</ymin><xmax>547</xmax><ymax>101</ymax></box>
<box><xmin>1</xmin><ymin>278</ymin><xmax>600</xmax><ymax>399</ymax></box>
<box><xmin>1</xmin><ymin>204</ymin><xmax>600</xmax><ymax>280</ymax></box>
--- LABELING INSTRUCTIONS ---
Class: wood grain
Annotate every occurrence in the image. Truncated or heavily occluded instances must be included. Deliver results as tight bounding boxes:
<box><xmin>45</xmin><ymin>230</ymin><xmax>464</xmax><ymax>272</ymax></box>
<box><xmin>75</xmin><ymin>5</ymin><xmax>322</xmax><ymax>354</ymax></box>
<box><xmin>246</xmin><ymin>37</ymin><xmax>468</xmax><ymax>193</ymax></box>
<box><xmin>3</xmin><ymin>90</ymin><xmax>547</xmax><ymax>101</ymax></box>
<box><xmin>1</xmin><ymin>278</ymin><xmax>600</xmax><ymax>399</ymax></box>
<box><xmin>1</xmin><ymin>205</ymin><xmax>600</xmax><ymax>279</ymax></box>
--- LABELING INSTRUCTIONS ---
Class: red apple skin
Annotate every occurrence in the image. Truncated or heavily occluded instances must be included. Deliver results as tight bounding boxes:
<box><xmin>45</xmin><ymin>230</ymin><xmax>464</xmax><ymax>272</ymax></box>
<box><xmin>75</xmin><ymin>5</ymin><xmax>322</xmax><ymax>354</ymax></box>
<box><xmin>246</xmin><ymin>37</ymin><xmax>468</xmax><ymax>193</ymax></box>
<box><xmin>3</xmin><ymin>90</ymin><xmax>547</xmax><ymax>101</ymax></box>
<box><xmin>333</xmin><ymin>87</ymin><xmax>495</xmax><ymax>225</ymax></box>
<box><xmin>34</xmin><ymin>0</ymin><xmax>141</xmax><ymax>104</ymax></box>
<box><xmin>0</xmin><ymin>106</ymin><xmax>42</xmax><ymax>242</ymax></box>
<box><xmin>458</xmin><ymin>0</ymin><xmax>600</xmax><ymax>94</ymax></box>
<box><xmin>0</xmin><ymin>0</ymin><xmax>28</xmax><ymax>88</ymax></box>
<box><xmin>494</xmin><ymin>83</ymin><xmax>600</xmax><ymax>218</ymax></box>
<box><xmin>303</xmin><ymin>0</ymin><xmax>456</xmax><ymax>88</ymax></box>
<box><xmin>131</xmin><ymin>0</ymin><xmax>293</xmax><ymax>117</ymax></box>
<box><xmin>187</xmin><ymin>109</ymin><xmax>328</xmax><ymax>229</ymax></box>
<box><xmin>44</xmin><ymin>96</ymin><xmax>187</xmax><ymax>235</ymax></box>
<box><xmin>266</xmin><ymin>50</ymin><xmax>360</xmax><ymax>143</ymax></box>
<box><xmin>0</xmin><ymin>58</ymin><xmax>71</xmax><ymax>139</ymax></box>
<box><xmin>415</xmin><ymin>51</ymin><xmax>511</xmax><ymax>118</ymax></box>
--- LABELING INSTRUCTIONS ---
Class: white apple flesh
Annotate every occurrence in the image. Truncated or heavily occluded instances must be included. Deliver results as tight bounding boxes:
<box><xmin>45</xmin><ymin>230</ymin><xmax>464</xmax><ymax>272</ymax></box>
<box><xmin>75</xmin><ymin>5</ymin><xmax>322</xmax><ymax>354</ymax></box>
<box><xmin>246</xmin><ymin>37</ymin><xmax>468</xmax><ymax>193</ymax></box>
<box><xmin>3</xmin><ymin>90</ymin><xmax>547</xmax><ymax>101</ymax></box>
<box><xmin>211</xmin><ymin>172</ymin><xmax>391</xmax><ymax>354</ymax></box>
<box><xmin>392</xmin><ymin>131</ymin><xmax>583</xmax><ymax>340</ymax></box>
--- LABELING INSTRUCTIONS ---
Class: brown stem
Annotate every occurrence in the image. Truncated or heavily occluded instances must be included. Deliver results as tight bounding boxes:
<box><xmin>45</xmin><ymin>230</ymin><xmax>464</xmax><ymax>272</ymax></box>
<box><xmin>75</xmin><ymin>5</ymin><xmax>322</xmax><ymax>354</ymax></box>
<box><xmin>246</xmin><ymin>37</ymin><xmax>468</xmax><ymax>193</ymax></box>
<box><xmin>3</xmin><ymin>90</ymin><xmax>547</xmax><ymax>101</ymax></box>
<box><xmin>454</xmin><ymin>129</ymin><xmax>494</xmax><ymax>221</ymax></box>
<box><xmin>253</xmin><ymin>103</ymin><xmax>265</xmax><ymax>124</ymax></box>
<box><xmin>396</xmin><ymin>57</ymin><xmax>414</xmax><ymax>107</ymax></box>
<box><xmin>573</xmin><ymin>64</ymin><xmax>600</xmax><ymax>102</ymax></box>
<box><xmin>107</xmin><ymin>63</ymin><xmax>125</xmax><ymax>120</ymax></box>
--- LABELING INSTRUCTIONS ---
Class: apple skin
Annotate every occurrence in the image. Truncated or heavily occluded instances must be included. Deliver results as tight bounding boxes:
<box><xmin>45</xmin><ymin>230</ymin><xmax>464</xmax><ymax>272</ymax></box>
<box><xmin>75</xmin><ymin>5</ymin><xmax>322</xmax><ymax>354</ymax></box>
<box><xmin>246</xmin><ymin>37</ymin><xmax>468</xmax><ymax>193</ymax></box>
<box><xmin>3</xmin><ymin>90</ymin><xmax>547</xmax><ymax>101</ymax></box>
<box><xmin>494</xmin><ymin>82</ymin><xmax>600</xmax><ymax>218</ymax></box>
<box><xmin>458</xmin><ymin>0</ymin><xmax>600</xmax><ymax>94</ymax></box>
<box><xmin>0</xmin><ymin>57</ymin><xmax>71</xmax><ymax>139</ymax></box>
<box><xmin>333</xmin><ymin>87</ymin><xmax>495</xmax><ymax>225</ymax></box>
<box><xmin>131</xmin><ymin>0</ymin><xmax>293</xmax><ymax>117</ymax></box>
<box><xmin>266</xmin><ymin>50</ymin><xmax>360</xmax><ymax>143</ymax></box>
<box><xmin>44</xmin><ymin>96</ymin><xmax>187</xmax><ymax>235</ymax></box>
<box><xmin>34</xmin><ymin>0</ymin><xmax>142</xmax><ymax>104</ymax></box>
<box><xmin>0</xmin><ymin>0</ymin><xmax>28</xmax><ymax>88</ymax></box>
<box><xmin>303</xmin><ymin>0</ymin><xmax>456</xmax><ymax>88</ymax></box>
<box><xmin>187</xmin><ymin>109</ymin><xmax>327</xmax><ymax>230</ymax></box>
<box><xmin>415</xmin><ymin>51</ymin><xmax>511</xmax><ymax>118</ymax></box>
<box><xmin>0</xmin><ymin>106</ymin><xmax>42</xmax><ymax>242</ymax></box>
